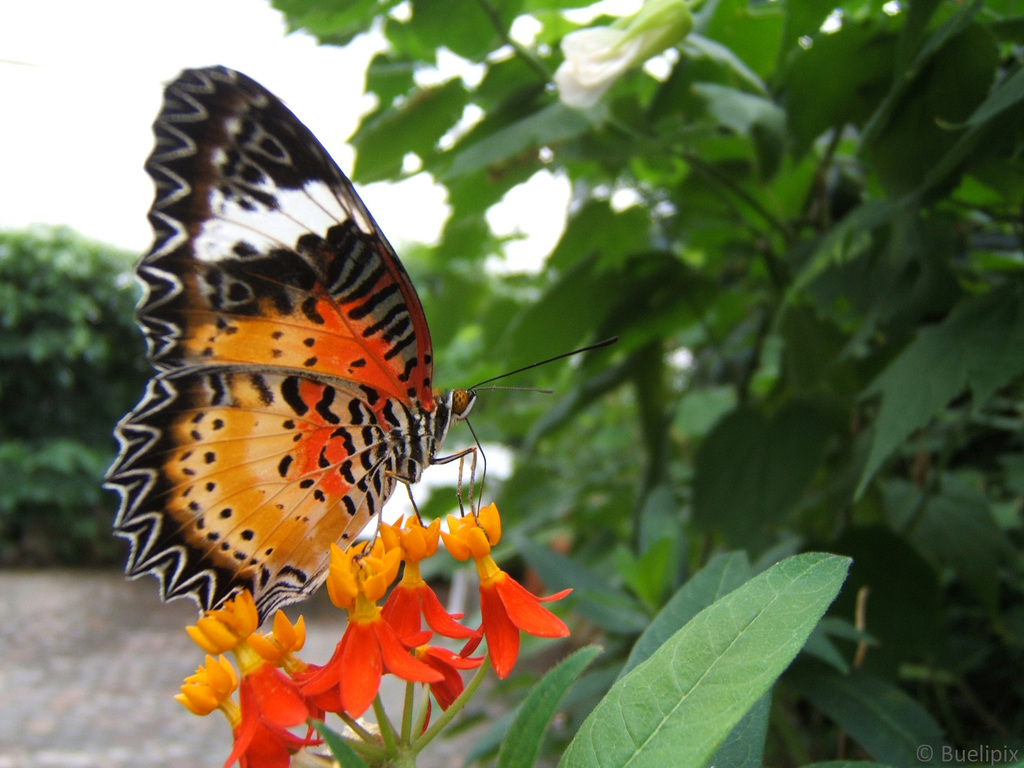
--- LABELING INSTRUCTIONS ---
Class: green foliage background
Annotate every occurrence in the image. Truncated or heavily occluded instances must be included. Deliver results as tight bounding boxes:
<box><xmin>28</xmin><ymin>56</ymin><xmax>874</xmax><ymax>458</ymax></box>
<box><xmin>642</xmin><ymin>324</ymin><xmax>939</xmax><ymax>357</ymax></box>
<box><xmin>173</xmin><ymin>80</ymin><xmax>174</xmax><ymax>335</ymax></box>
<box><xmin>270</xmin><ymin>0</ymin><xmax>1023</xmax><ymax>762</ymax></box>
<box><xmin>4</xmin><ymin>0</ymin><xmax>1024</xmax><ymax>764</ymax></box>
<box><xmin>0</xmin><ymin>228</ymin><xmax>146</xmax><ymax>564</ymax></box>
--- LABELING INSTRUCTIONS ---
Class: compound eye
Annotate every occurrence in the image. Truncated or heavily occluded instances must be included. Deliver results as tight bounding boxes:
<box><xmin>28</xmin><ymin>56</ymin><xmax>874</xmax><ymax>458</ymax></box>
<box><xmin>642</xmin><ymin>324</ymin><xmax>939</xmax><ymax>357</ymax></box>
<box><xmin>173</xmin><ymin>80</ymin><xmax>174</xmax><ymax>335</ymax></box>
<box><xmin>451</xmin><ymin>388</ymin><xmax>476</xmax><ymax>417</ymax></box>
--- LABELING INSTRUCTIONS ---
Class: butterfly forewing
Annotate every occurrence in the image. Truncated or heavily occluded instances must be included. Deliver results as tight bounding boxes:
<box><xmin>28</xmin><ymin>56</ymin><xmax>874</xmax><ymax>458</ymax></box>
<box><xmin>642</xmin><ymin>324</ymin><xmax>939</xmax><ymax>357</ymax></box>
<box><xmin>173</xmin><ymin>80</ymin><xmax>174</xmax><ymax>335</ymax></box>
<box><xmin>139</xmin><ymin>67</ymin><xmax>433</xmax><ymax>402</ymax></box>
<box><xmin>107</xmin><ymin>66</ymin><xmax>445</xmax><ymax>620</ymax></box>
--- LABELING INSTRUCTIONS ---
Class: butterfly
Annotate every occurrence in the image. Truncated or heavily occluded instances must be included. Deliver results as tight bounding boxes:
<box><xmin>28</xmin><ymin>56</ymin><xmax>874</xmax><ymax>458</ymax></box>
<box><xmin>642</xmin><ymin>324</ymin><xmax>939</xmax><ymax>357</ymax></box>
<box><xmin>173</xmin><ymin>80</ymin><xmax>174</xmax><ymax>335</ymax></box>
<box><xmin>106</xmin><ymin>66</ymin><xmax>476</xmax><ymax>623</ymax></box>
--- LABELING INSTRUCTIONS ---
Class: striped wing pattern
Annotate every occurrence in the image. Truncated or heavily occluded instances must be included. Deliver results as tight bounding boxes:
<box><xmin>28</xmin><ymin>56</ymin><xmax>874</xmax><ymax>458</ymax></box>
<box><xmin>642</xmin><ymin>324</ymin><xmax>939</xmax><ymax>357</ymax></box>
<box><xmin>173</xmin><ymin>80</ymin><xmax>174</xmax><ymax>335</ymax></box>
<box><xmin>106</xmin><ymin>67</ymin><xmax>452</xmax><ymax>620</ymax></box>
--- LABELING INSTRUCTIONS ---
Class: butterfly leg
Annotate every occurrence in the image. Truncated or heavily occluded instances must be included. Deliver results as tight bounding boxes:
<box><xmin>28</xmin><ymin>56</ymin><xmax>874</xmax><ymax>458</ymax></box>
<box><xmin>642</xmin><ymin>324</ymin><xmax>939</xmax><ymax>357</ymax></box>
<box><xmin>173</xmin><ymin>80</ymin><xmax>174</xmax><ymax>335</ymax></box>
<box><xmin>403</xmin><ymin>482</ymin><xmax>425</xmax><ymax>524</ymax></box>
<box><xmin>431</xmin><ymin>446</ymin><xmax>480</xmax><ymax>516</ymax></box>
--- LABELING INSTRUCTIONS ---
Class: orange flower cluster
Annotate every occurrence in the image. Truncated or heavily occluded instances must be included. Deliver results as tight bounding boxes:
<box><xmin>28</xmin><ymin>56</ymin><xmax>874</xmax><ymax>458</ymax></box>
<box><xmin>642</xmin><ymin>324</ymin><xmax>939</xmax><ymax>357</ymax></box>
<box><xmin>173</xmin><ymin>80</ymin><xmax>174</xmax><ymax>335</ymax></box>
<box><xmin>177</xmin><ymin>504</ymin><xmax>572</xmax><ymax>768</ymax></box>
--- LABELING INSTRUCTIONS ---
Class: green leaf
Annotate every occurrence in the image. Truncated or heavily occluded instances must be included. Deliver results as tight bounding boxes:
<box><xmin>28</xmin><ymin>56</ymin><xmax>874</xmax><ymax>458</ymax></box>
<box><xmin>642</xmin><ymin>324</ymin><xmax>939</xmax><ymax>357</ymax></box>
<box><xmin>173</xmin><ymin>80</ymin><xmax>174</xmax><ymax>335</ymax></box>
<box><xmin>787</xmin><ymin>663</ymin><xmax>947</xmax><ymax>766</ymax></box>
<box><xmin>830</xmin><ymin>527</ymin><xmax>945</xmax><ymax>675</ymax></box>
<box><xmin>496</xmin><ymin>646</ymin><xmax>602</xmax><ymax>768</ymax></box>
<box><xmin>859</xmin><ymin>1</ymin><xmax>982</xmax><ymax>149</ymax></box>
<box><xmin>962</xmin><ymin>64</ymin><xmax>1024</xmax><ymax>129</ymax></box>
<box><xmin>673</xmin><ymin>385</ymin><xmax>736</xmax><ymax>439</ymax></box>
<box><xmin>693</xmin><ymin>400</ymin><xmax>839</xmax><ymax>546</ymax></box>
<box><xmin>446</xmin><ymin>102</ymin><xmax>594</xmax><ymax>179</ymax></box>
<box><xmin>701</xmin><ymin>0</ymin><xmax>785</xmax><ymax>80</ymax></box>
<box><xmin>692</xmin><ymin>83</ymin><xmax>785</xmax><ymax>178</ymax></box>
<box><xmin>500</xmin><ymin>256</ymin><xmax>618</xmax><ymax>370</ymax></box>
<box><xmin>857</xmin><ymin>284</ymin><xmax>1024</xmax><ymax>495</ymax></box>
<box><xmin>614</xmin><ymin>538</ymin><xmax>672</xmax><ymax>609</ymax></box>
<box><xmin>913</xmin><ymin>475</ymin><xmax>1016</xmax><ymax>613</ymax></box>
<box><xmin>406</xmin><ymin>0</ymin><xmax>521</xmax><ymax>60</ymax></box>
<box><xmin>621</xmin><ymin>551</ymin><xmax>752</xmax><ymax>676</ymax></box>
<box><xmin>868</xmin><ymin>22</ymin><xmax>998</xmax><ymax>195</ymax></box>
<box><xmin>351</xmin><ymin>79</ymin><xmax>468</xmax><ymax>182</ymax></box>
<box><xmin>560</xmin><ymin>553</ymin><xmax>851</xmax><ymax>768</ymax></box>
<box><xmin>310</xmin><ymin>720</ymin><xmax>369</xmax><ymax>768</ymax></box>
<box><xmin>916</xmin><ymin>63</ymin><xmax>1024</xmax><ymax>197</ymax></box>
<box><xmin>786</xmin><ymin>200</ymin><xmax>894</xmax><ymax>303</ymax></box>
<box><xmin>273</xmin><ymin>0</ymin><xmax>388</xmax><ymax>45</ymax></box>
<box><xmin>783</xmin><ymin>19</ymin><xmax>896</xmax><ymax>156</ymax></box>
<box><xmin>364</xmin><ymin>52</ymin><xmax>417</xmax><ymax>106</ymax></box>
<box><xmin>708</xmin><ymin>693</ymin><xmax>770</xmax><ymax>768</ymax></box>
<box><xmin>681</xmin><ymin>35</ymin><xmax>768</xmax><ymax>95</ymax></box>
<box><xmin>548</xmin><ymin>200</ymin><xmax>650</xmax><ymax>272</ymax></box>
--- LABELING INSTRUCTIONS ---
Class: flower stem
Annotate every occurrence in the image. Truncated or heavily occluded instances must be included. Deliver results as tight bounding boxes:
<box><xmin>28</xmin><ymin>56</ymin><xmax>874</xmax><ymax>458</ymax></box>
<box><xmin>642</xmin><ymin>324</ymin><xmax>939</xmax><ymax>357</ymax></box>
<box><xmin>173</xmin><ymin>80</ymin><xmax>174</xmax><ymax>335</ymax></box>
<box><xmin>339</xmin><ymin>712</ymin><xmax>376</xmax><ymax>743</ymax></box>
<box><xmin>413</xmin><ymin>656</ymin><xmax>492</xmax><ymax>751</ymax></box>
<box><xmin>400</xmin><ymin>680</ymin><xmax>416</xmax><ymax>744</ymax></box>
<box><xmin>412</xmin><ymin>688</ymin><xmax>430</xmax><ymax>738</ymax></box>
<box><xmin>373</xmin><ymin>695</ymin><xmax>399</xmax><ymax>754</ymax></box>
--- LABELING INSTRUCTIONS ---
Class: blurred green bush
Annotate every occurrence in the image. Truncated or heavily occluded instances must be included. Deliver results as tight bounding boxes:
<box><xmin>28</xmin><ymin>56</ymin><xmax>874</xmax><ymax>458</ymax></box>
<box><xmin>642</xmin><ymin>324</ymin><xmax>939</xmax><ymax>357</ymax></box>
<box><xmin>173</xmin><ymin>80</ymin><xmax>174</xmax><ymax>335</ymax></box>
<box><xmin>0</xmin><ymin>227</ymin><xmax>146</xmax><ymax>564</ymax></box>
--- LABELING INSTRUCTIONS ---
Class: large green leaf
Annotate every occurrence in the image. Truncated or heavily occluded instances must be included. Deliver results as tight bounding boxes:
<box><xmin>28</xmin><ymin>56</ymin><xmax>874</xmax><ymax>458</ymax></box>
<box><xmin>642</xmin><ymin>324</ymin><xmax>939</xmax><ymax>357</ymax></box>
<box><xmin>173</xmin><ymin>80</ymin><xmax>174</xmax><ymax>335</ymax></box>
<box><xmin>917</xmin><ymin>63</ymin><xmax>1024</xmax><ymax>198</ymax></box>
<box><xmin>708</xmin><ymin>692</ymin><xmax>770</xmax><ymax>768</ymax></box>
<box><xmin>829</xmin><ymin>526</ymin><xmax>945</xmax><ymax>675</ymax></box>
<box><xmin>445</xmin><ymin>102</ymin><xmax>594</xmax><ymax>179</ymax></box>
<box><xmin>560</xmin><ymin>553</ymin><xmax>850</xmax><ymax>768</ymax></box>
<box><xmin>868</xmin><ymin>23</ymin><xmax>998</xmax><ymax>195</ymax></box>
<box><xmin>787</xmin><ymin>663</ymin><xmax>947</xmax><ymax>766</ymax></box>
<box><xmin>783</xmin><ymin>19</ymin><xmax>896</xmax><ymax>156</ymax></box>
<box><xmin>621</xmin><ymin>551</ymin><xmax>752</xmax><ymax>676</ymax></box>
<box><xmin>351</xmin><ymin>79</ymin><xmax>468</xmax><ymax>182</ymax></box>
<box><xmin>273</xmin><ymin>0</ymin><xmax>393</xmax><ymax>44</ymax></box>
<box><xmin>691</xmin><ymin>83</ymin><xmax>785</xmax><ymax>179</ymax></box>
<box><xmin>499</xmin><ymin>256</ymin><xmax>619</xmax><ymax>369</ymax></box>
<box><xmin>701</xmin><ymin>0</ymin><xmax>785</xmax><ymax>80</ymax></box>
<box><xmin>857</xmin><ymin>283</ymin><xmax>1024</xmax><ymax>495</ymax></box>
<box><xmin>912</xmin><ymin>474</ymin><xmax>1016</xmax><ymax>613</ymax></box>
<box><xmin>693</xmin><ymin>400</ymin><xmax>840</xmax><ymax>546</ymax></box>
<box><xmin>406</xmin><ymin>0</ymin><xmax>522</xmax><ymax>61</ymax></box>
<box><xmin>621</xmin><ymin>552</ymin><xmax>767</xmax><ymax>768</ymax></box>
<box><xmin>548</xmin><ymin>200</ymin><xmax>650</xmax><ymax>272</ymax></box>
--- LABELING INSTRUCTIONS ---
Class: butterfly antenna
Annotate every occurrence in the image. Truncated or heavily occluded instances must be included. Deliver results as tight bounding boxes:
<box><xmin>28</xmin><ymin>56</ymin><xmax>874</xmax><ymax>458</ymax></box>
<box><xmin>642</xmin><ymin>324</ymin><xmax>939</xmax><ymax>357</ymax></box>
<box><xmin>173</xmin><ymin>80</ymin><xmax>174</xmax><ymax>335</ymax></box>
<box><xmin>469</xmin><ymin>336</ymin><xmax>618</xmax><ymax>389</ymax></box>
<box><xmin>473</xmin><ymin>385</ymin><xmax>554</xmax><ymax>394</ymax></box>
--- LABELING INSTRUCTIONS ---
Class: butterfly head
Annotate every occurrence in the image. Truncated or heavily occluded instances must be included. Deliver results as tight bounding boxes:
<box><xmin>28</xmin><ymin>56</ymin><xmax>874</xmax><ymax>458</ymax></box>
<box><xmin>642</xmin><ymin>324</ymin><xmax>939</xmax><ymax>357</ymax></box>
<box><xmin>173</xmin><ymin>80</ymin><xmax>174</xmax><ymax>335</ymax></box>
<box><xmin>449</xmin><ymin>388</ymin><xmax>477</xmax><ymax>421</ymax></box>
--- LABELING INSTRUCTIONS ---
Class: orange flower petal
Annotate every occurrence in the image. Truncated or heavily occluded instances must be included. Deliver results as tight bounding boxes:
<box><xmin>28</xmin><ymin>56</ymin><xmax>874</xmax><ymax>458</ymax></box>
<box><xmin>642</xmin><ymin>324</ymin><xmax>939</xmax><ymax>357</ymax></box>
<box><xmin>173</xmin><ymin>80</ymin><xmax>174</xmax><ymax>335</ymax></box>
<box><xmin>298</xmin><ymin>638</ymin><xmax>344</xmax><ymax>697</ymax></box>
<box><xmin>464</xmin><ymin>526</ymin><xmax>491</xmax><ymax>559</ymax></box>
<box><xmin>479</xmin><ymin>582</ymin><xmax>521</xmax><ymax>679</ymax></box>
<box><xmin>245</xmin><ymin>665</ymin><xmax>309</xmax><ymax>728</ymax></box>
<box><xmin>493</xmin><ymin>574</ymin><xmax>570</xmax><ymax>638</ymax></box>
<box><xmin>380</xmin><ymin>519</ymin><xmax>401</xmax><ymax>552</ymax></box>
<box><xmin>373</xmin><ymin>620</ymin><xmax>443</xmax><ymax>684</ymax></box>
<box><xmin>339</xmin><ymin>622</ymin><xmax>383</xmax><ymax>717</ymax></box>
<box><xmin>441</xmin><ymin>527</ymin><xmax>471</xmax><ymax>560</ymax></box>
<box><xmin>417</xmin><ymin>583</ymin><xmax>477</xmax><ymax>639</ymax></box>
<box><xmin>381</xmin><ymin>582</ymin><xmax>422</xmax><ymax>640</ymax></box>
<box><xmin>477</xmin><ymin>503</ymin><xmax>502</xmax><ymax>544</ymax></box>
<box><xmin>417</xmin><ymin>646</ymin><xmax>471</xmax><ymax>710</ymax></box>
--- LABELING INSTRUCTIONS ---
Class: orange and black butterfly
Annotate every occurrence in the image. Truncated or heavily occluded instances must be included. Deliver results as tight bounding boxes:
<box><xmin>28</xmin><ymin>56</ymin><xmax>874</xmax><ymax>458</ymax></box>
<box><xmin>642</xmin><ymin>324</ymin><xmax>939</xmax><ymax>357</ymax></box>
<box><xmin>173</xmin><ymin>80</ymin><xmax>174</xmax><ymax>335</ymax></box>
<box><xmin>106</xmin><ymin>67</ymin><xmax>476</xmax><ymax>622</ymax></box>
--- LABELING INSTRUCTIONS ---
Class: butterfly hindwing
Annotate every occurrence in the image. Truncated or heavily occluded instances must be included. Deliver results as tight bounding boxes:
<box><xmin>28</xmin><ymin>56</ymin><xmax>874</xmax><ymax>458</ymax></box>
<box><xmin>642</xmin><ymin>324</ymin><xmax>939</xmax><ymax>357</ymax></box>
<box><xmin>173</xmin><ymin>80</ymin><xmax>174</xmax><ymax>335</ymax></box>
<box><xmin>111</xmin><ymin>368</ymin><xmax>408</xmax><ymax>613</ymax></box>
<box><xmin>107</xmin><ymin>66</ymin><xmax>450</xmax><ymax>620</ymax></box>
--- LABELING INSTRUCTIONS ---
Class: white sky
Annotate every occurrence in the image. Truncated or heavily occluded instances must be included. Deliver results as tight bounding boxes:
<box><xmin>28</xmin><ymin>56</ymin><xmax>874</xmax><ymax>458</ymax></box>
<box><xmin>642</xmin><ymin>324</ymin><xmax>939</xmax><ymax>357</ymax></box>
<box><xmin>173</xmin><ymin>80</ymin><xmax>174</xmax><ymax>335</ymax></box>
<box><xmin>0</xmin><ymin>0</ymin><xmax>570</xmax><ymax>266</ymax></box>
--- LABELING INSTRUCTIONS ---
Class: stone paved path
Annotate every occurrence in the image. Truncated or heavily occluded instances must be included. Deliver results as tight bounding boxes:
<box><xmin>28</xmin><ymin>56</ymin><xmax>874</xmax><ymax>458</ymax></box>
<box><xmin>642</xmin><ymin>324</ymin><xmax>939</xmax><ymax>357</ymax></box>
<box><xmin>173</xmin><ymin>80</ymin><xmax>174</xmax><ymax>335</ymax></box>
<box><xmin>0</xmin><ymin>571</ymin><xmax>485</xmax><ymax>768</ymax></box>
